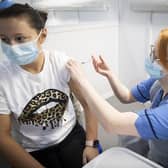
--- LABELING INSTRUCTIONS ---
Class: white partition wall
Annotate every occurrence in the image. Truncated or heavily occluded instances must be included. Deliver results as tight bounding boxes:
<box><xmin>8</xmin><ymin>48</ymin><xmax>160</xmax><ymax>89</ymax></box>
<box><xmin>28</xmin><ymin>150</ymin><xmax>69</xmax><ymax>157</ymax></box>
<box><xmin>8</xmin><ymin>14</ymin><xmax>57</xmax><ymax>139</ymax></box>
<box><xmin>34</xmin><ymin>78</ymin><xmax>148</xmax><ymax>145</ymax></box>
<box><xmin>43</xmin><ymin>0</ymin><xmax>119</xmax><ymax>98</ymax></box>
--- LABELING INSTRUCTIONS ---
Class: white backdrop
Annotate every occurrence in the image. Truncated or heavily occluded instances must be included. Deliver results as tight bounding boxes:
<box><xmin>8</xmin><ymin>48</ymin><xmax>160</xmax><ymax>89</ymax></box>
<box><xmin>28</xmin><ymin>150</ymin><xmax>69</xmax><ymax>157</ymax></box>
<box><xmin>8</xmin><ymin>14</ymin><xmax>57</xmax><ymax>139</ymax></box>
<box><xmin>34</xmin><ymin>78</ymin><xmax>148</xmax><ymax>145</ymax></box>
<box><xmin>44</xmin><ymin>24</ymin><xmax>119</xmax><ymax>98</ymax></box>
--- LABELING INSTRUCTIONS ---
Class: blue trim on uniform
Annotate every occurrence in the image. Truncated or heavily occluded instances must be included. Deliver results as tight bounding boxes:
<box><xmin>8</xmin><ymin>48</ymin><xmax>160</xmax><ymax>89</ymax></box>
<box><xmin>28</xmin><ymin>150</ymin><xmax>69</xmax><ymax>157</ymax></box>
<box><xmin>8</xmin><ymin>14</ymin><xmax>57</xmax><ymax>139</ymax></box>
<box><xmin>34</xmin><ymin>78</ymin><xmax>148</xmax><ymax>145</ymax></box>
<box><xmin>131</xmin><ymin>78</ymin><xmax>156</xmax><ymax>103</ymax></box>
<box><xmin>135</xmin><ymin>110</ymin><xmax>155</xmax><ymax>139</ymax></box>
<box><xmin>144</xmin><ymin>109</ymin><xmax>159</xmax><ymax>139</ymax></box>
<box><xmin>135</xmin><ymin>100</ymin><xmax>168</xmax><ymax>140</ymax></box>
<box><xmin>136</xmin><ymin>85</ymin><xmax>149</xmax><ymax>101</ymax></box>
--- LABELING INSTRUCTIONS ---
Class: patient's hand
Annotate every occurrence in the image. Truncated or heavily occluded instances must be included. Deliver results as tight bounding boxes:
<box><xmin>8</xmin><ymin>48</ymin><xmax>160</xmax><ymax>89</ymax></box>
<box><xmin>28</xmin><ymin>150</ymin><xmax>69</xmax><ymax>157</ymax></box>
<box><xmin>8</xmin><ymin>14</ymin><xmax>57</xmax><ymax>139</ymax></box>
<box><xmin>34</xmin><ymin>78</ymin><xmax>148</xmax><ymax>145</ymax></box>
<box><xmin>83</xmin><ymin>146</ymin><xmax>99</xmax><ymax>165</ymax></box>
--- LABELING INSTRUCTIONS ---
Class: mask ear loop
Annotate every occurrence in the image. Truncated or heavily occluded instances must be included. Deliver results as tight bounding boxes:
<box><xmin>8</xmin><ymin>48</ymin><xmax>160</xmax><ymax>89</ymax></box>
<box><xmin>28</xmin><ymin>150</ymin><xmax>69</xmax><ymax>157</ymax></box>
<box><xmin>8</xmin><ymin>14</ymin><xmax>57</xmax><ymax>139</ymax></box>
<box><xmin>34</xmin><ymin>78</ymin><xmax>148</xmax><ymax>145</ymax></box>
<box><xmin>35</xmin><ymin>30</ymin><xmax>43</xmax><ymax>42</ymax></box>
<box><xmin>35</xmin><ymin>30</ymin><xmax>45</xmax><ymax>55</ymax></box>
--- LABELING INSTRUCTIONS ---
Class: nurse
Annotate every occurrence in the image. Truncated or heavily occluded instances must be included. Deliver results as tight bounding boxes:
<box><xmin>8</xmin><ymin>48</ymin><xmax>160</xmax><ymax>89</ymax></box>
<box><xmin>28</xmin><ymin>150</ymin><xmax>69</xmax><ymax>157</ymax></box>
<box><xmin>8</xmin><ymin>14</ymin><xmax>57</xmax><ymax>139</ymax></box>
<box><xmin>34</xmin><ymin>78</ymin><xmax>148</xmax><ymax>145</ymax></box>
<box><xmin>0</xmin><ymin>3</ymin><xmax>99</xmax><ymax>168</ymax></box>
<box><xmin>66</xmin><ymin>28</ymin><xmax>168</xmax><ymax>168</ymax></box>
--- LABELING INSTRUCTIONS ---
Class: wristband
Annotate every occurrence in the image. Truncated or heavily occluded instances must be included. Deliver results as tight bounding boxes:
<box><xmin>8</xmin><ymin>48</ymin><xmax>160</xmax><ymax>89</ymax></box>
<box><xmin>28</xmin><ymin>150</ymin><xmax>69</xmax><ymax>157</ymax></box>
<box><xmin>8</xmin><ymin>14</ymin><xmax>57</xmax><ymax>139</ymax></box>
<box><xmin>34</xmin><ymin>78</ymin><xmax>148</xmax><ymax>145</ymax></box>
<box><xmin>85</xmin><ymin>140</ymin><xmax>103</xmax><ymax>153</ymax></box>
<box><xmin>86</xmin><ymin>140</ymin><xmax>99</xmax><ymax>148</ymax></box>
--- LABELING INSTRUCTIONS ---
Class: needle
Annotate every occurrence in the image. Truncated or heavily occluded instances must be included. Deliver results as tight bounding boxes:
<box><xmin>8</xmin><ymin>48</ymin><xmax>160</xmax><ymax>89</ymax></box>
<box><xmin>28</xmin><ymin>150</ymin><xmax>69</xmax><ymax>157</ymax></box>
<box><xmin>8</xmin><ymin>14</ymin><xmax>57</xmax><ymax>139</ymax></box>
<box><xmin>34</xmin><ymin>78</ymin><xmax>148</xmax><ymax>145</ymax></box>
<box><xmin>81</xmin><ymin>61</ymin><xmax>89</xmax><ymax>64</ymax></box>
<box><xmin>81</xmin><ymin>59</ymin><xmax>90</xmax><ymax>64</ymax></box>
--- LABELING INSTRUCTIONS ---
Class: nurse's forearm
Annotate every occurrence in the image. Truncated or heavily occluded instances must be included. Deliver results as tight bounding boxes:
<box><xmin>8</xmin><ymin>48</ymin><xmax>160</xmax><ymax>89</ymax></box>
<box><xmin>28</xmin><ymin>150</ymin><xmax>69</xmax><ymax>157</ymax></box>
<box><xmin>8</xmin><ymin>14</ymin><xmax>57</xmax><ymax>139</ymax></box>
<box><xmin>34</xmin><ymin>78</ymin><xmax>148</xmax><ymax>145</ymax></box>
<box><xmin>78</xmin><ymin>80</ymin><xmax>139</xmax><ymax>136</ymax></box>
<box><xmin>0</xmin><ymin>135</ymin><xmax>44</xmax><ymax>168</ymax></box>
<box><xmin>69</xmin><ymin>81</ymin><xmax>98</xmax><ymax>141</ymax></box>
<box><xmin>106</xmin><ymin>72</ymin><xmax>136</xmax><ymax>104</ymax></box>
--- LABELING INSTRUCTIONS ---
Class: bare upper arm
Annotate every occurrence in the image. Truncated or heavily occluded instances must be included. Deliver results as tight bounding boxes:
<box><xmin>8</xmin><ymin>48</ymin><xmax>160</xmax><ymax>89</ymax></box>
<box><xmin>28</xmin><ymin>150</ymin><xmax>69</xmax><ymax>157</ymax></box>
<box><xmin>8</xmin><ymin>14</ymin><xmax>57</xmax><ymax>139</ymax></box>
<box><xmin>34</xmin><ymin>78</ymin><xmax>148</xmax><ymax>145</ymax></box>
<box><xmin>68</xmin><ymin>79</ymin><xmax>88</xmax><ymax>108</ymax></box>
<box><xmin>0</xmin><ymin>114</ymin><xmax>11</xmax><ymax>135</ymax></box>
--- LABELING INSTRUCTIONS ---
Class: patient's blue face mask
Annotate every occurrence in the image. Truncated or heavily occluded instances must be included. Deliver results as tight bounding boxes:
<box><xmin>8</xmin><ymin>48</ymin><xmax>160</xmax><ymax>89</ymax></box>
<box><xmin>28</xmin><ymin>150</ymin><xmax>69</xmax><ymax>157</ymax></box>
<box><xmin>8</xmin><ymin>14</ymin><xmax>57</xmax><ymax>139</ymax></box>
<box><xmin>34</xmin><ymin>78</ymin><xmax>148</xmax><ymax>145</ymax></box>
<box><xmin>1</xmin><ymin>30</ymin><xmax>42</xmax><ymax>65</ymax></box>
<box><xmin>145</xmin><ymin>45</ymin><xmax>165</xmax><ymax>79</ymax></box>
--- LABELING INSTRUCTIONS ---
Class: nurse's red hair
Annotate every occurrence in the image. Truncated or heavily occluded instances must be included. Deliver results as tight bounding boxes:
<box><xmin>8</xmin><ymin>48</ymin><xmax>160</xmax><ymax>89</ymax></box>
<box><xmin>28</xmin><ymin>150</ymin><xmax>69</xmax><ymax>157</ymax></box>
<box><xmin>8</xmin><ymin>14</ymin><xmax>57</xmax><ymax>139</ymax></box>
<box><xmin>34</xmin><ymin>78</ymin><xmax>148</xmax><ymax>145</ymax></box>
<box><xmin>157</xmin><ymin>28</ymin><xmax>168</xmax><ymax>70</ymax></box>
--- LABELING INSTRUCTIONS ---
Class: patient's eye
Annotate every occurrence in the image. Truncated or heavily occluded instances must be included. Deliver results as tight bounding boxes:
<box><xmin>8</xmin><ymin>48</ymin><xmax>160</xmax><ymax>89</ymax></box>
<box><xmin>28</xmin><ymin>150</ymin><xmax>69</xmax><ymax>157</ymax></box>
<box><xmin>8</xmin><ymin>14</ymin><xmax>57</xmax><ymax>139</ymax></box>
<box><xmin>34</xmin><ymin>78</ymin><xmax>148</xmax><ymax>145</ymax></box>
<box><xmin>15</xmin><ymin>36</ymin><xmax>27</xmax><ymax>43</ymax></box>
<box><xmin>1</xmin><ymin>37</ymin><xmax>10</xmax><ymax>44</ymax></box>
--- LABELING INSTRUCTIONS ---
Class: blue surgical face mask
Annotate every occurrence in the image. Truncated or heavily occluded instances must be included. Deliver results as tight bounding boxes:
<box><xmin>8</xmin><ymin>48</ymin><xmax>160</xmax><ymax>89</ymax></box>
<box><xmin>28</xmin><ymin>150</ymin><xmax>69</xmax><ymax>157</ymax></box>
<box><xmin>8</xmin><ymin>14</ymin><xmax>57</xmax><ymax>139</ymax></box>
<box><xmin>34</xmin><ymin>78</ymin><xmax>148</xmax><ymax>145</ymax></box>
<box><xmin>1</xmin><ymin>30</ymin><xmax>42</xmax><ymax>65</ymax></box>
<box><xmin>145</xmin><ymin>57</ymin><xmax>165</xmax><ymax>79</ymax></box>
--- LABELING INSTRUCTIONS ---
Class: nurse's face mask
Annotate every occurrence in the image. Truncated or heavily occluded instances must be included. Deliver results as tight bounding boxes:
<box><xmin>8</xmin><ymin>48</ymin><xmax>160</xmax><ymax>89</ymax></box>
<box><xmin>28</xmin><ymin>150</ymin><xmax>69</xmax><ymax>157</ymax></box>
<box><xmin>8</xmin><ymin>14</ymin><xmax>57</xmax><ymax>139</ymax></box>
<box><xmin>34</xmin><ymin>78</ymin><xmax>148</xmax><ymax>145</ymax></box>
<box><xmin>1</xmin><ymin>30</ymin><xmax>42</xmax><ymax>65</ymax></box>
<box><xmin>145</xmin><ymin>45</ymin><xmax>165</xmax><ymax>79</ymax></box>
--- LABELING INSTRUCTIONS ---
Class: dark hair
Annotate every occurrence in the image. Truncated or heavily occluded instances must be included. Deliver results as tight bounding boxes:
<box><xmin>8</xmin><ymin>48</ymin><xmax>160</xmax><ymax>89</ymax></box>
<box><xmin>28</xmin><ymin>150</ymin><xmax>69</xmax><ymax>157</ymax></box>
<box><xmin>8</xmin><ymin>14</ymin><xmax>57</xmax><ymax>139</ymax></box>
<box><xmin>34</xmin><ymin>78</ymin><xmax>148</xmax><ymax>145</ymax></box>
<box><xmin>0</xmin><ymin>3</ymin><xmax>48</xmax><ymax>33</ymax></box>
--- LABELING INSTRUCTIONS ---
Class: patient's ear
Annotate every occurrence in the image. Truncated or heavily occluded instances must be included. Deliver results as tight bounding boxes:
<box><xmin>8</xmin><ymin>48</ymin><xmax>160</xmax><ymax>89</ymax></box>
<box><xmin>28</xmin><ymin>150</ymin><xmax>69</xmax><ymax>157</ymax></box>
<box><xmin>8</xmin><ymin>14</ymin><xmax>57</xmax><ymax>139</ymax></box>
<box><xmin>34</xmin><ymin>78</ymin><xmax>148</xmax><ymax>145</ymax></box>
<box><xmin>39</xmin><ymin>28</ymin><xmax>47</xmax><ymax>44</ymax></box>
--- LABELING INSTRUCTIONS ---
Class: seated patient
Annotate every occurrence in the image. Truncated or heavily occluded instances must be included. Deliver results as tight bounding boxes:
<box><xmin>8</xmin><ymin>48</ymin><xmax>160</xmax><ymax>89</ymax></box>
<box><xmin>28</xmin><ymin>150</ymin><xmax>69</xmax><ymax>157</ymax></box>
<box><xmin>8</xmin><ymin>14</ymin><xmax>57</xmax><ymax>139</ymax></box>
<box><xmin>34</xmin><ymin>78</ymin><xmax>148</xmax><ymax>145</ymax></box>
<box><xmin>0</xmin><ymin>3</ymin><xmax>99</xmax><ymax>168</ymax></box>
